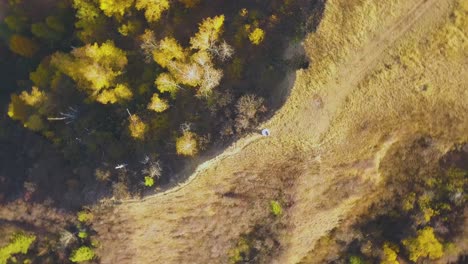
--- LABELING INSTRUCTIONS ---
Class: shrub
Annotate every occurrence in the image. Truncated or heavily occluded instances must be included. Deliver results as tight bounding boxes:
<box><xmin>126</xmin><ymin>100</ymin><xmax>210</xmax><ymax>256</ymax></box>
<box><xmin>78</xmin><ymin>231</ymin><xmax>88</xmax><ymax>239</ymax></box>
<box><xmin>349</xmin><ymin>256</ymin><xmax>365</xmax><ymax>264</ymax></box>
<box><xmin>77</xmin><ymin>211</ymin><xmax>94</xmax><ymax>223</ymax></box>
<box><xmin>270</xmin><ymin>200</ymin><xmax>282</xmax><ymax>216</ymax></box>
<box><xmin>144</xmin><ymin>176</ymin><xmax>155</xmax><ymax>187</ymax></box>
<box><xmin>0</xmin><ymin>233</ymin><xmax>36</xmax><ymax>264</ymax></box>
<box><xmin>69</xmin><ymin>246</ymin><xmax>95</xmax><ymax>263</ymax></box>
<box><xmin>228</xmin><ymin>237</ymin><xmax>250</xmax><ymax>264</ymax></box>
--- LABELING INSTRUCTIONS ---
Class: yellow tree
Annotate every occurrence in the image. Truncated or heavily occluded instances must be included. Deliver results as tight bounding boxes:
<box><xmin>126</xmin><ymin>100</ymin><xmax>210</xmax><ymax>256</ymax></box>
<box><xmin>96</xmin><ymin>83</ymin><xmax>133</xmax><ymax>104</ymax></box>
<box><xmin>147</xmin><ymin>93</ymin><xmax>169</xmax><ymax>112</ymax></box>
<box><xmin>152</xmin><ymin>37</ymin><xmax>186</xmax><ymax>68</ymax></box>
<box><xmin>169</xmin><ymin>62</ymin><xmax>203</xmax><ymax>87</ymax></box>
<box><xmin>248</xmin><ymin>27</ymin><xmax>265</xmax><ymax>45</ymax></box>
<box><xmin>8</xmin><ymin>87</ymin><xmax>48</xmax><ymax>131</ymax></box>
<box><xmin>176</xmin><ymin>131</ymin><xmax>198</xmax><ymax>156</ymax></box>
<box><xmin>98</xmin><ymin>0</ymin><xmax>134</xmax><ymax>17</ymax></box>
<box><xmin>190</xmin><ymin>15</ymin><xmax>225</xmax><ymax>51</ymax></box>
<box><xmin>403</xmin><ymin>227</ymin><xmax>443</xmax><ymax>262</ymax></box>
<box><xmin>135</xmin><ymin>0</ymin><xmax>170</xmax><ymax>23</ymax></box>
<box><xmin>73</xmin><ymin>0</ymin><xmax>107</xmax><ymax>42</ymax></box>
<box><xmin>140</xmin><ymin>29</ymin><xmax>158</xmax><ymax>62</ymax></box>
<box><xmin>381</xmin><ymin>243</ymin><xmax>399</xmax><ymax>264</ymax></box>
<box><xmin>155</xmin><ymin>72</ymin><xmax>180</xmax><ymax>97</ymax></box>
<box><xmin>51</xmin><ymin>41</ymin><xmax>130</xmax><ymax>104</ymax></box>
<box><xmin>128</xmin><ymin>114</ymin><xmax>147</xmax><ymax>140</ymax></box>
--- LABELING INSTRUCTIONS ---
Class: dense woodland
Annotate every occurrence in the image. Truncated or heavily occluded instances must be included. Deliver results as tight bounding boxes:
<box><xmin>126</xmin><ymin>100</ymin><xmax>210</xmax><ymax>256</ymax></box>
<box><xmin>0</xmin><ymin>0</ymin><xmax>319</xmax><ymax>262</ymax></box>
<box><xmin>0</xmin><ymin>0</ymin><xmax>316</xmax><ymax>205</ymax></box>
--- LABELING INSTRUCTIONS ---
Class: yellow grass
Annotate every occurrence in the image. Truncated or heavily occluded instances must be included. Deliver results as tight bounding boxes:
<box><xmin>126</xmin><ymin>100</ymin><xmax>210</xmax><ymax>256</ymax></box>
<box><xmin>92</xmin><ymin>0</ymin><xmax>468</xmax><ymax>263</ymax></box>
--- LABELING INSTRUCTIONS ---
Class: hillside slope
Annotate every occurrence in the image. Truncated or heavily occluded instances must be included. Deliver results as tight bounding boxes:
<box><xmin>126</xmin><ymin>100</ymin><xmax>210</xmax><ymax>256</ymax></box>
<box><xmin>92</xmin><ymin>0</ymin><xmax>468</xmax><ymax>263</ymax></box>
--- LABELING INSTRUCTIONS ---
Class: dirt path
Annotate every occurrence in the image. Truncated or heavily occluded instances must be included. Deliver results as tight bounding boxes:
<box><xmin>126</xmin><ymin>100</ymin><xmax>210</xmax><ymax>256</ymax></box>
<box><xmin>93</xmin><ymin>0</ymin><xmax>462</xmax><ymax>263</ymax></box>
<box><xmin>286</xmin><ymin>0</ymin><xmax>442</xmax><ymax>146</ymax></box>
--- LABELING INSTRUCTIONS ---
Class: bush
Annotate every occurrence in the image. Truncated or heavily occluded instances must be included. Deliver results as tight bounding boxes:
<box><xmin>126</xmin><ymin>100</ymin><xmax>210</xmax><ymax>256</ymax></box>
<box><xmin>77</xmin><ymin>211</ymin><xmax>94</xmax><ymax>223</ymax></box>
<box><xmin>270</xmin><ymin>200</ymin><xmax>282</xmax><ymax>216</ymax></box>
<box><xmin>69</xmin><ymin>246</ymin><xmax>95</xmax><ymax>263</ymax></box>
<box><xmin>0</xmin><ymin>233</ymin><xmax>36</xmax><ymax>264</ymax></box>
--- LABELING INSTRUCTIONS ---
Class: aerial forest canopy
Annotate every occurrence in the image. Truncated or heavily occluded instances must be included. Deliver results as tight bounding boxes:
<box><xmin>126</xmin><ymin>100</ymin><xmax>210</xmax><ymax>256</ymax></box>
<box><xmin>0</xmin><ymin>0</ymin><xmax>315</xmax><ymax>205</ymax></box>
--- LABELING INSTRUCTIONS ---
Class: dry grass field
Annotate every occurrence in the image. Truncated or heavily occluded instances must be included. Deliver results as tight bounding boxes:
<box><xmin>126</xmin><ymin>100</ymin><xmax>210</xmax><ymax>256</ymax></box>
<box><xmin>91</xmin><ymin>0</ymin><xmax>468</xmax><ymax>263</ymax></box>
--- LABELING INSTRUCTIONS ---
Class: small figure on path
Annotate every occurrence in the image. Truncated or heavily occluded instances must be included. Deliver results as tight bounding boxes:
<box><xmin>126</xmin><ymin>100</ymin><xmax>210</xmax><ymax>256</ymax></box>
<box><xmin>261</xmin><ymin>128</ymin><xmax>270</xmax><ymax>136</ymax></box>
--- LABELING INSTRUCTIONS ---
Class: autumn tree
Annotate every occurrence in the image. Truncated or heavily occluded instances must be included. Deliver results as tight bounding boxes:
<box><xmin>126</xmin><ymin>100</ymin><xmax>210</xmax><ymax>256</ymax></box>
<box><xmin>135</xmin><ymin>0</ymin><xmax>170</xmax><ymax>23</ymax></box>
<box><xmin>128</xmin><ymin>113</ymin><xmax>147</xmax><ymax>140</ymax></box>
<box><xmin>381</xmin><ymin>243</ymin><xmax>399</xmax><ymax>264</ymax></box>
<box><xmin>152</xmin><ymin>37</ymin><xmax>186</xmax><ymax>68</ymax></box>
<box><xmin>8</xmin><ymin>87</ymin><xmax>49</xmax><ymax>132</ymax></box>
<box><xmin>190</xmin><ymin>15</ymin><xmax>225</xmax><ymax>51</ymax></box>
<box><xmin>73</xmin><ymin>0</ymin><xmax>107</xmax><ymax>42</ymax></box>
<box><xmin>98</xmin><ymin>0</ymin><xmax>134</xmax><ymax>17</ymax></box>
<box><xmin>30</xmin><ymin>61</ymin><xmax>54</xmax><ymax>88</ymax></box>
<box><xmin>248</xmin><ymin>27</ymin><xmax>265</xmax><ymax>45</ymax></box>
<box><xmin>95</xmin><ymin>83</ymin><xmax>133</xmax><ymax>104</ymax></box>
<box><xmin>176</xmin><ymin>131</ymin><xmax>198</xmax><ymax>156</ymax></box>
<box><xmin>155</xmin><ymin>72</ymin><xmax>181</xmax><ymax>97</ymax></box>
<box><xmin>51</xmin><ymin>41</ymin><xmax>132</xmax><ymax>104</ymax></box>
<box><xmin>118</xmin><ymin>19</ymin><xmax>142</xmax><ymax>36</ymax></box>
<box><xmin>403</xmin><ymin>227</ymin><xmax>443</xmax><ymax>262</ymax></box>
<box><xmin>147</xmin><ymin>93</ymin><xmax>169</xmax><ymax>112</ymax></box>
